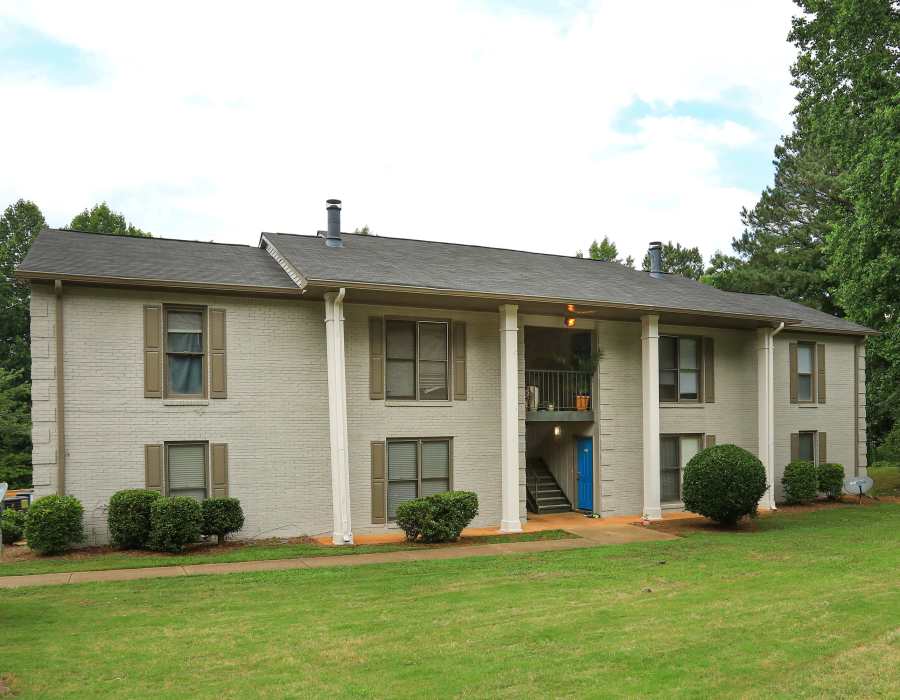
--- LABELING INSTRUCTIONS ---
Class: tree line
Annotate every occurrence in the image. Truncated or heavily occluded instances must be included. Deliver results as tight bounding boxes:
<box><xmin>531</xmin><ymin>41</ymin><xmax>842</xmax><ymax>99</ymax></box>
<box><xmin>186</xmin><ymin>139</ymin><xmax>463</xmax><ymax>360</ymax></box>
<box><xmin>0</xmin><ymin>202</ymin><xmax>149</xmax><ymax>487</ymax></box>
<box><xmin>578</xmin><ymin>0</ymin><xmax>898</xmax><ymax>458</ymax></box>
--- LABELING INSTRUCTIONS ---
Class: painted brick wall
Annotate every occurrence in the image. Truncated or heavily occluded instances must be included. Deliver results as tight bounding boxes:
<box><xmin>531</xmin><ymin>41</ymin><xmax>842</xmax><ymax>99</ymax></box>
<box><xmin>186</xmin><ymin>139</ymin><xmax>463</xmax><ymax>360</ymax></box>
<box><xmin>31</xmin><ymin>284</ymin><xmax>333</xmax><ymax>544</ymax></box>
<box><xmin>344</xmin><ymin>303</ymin><xmax>524</xmax><ymax>531</ymax></box>
<box><xmin>773</xmin><ymin>333</ymin><xmax>865</xmax><ymax>500</ymax></box>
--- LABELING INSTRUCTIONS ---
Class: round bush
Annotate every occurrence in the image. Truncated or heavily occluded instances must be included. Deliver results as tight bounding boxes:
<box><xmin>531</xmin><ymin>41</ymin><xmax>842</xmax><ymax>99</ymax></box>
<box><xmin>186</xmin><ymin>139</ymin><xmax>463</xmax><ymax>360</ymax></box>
<box><xmin>396</xmin><ymin>491</ymin><xmax>479</xmax><ymax>543</ymax></box>
<box><xmin>682</xmin><ymin>444</ymin><xmax>767</xmax><ymax>526</ymax></box>
<box><xmin>200</xmin><ymin>497</ymin><xmax>245</xmax><ymax>544</ymax></box>
<box><xmin>782</xmin><ymin>460</ymin><xmax>818</xmax><ymax>504</ymax></box>
<box><xmin>24</xmin><ymin>495</ymin><xmax>84</xmax><ymax>555</ymax></box>
<box><xmin>816</xmin><ymin>462</ymin><xmax>845</xmax><ymax>500</ymax></box>
<box><xmin>108</xmin><ymin>489</ymin><xmax>162</xmax><ymax>549</ymax></box>
<box><xmin>148</xmin><ymin>497</ymin><xmax>202</xmax><ymax>553</ymax></box>
<box><xmin>1</xmin><ymin>508</ymin><xmax>28</xmax><ymax>544</ymax></box>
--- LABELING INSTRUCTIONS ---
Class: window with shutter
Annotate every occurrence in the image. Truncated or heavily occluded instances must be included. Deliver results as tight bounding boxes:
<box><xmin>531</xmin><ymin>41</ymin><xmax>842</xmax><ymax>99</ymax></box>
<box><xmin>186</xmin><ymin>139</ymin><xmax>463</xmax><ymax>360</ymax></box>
<box><xmin>659</xmin><ymin>336</ymin><xmax>701</xmax><ymax>402</ymax></box>
<box><xmin>798</xmin><ymin>432</ymin><xmax>816</xmax><ymax>463</ymax></box>
<box><xmin>797</xmin><ymin>343</ymin><xmax>815</xmax><ymax>402</ymax></box>
<box><xmin>384</xmin><ymin>320</ymin><xmax>450</xmax><ymax>401</ymax></box>
<box><xmin>386</xmin><ymin>438</ymin><xmax>452</xmax><ymax>519</ymax></box>
<box><xmin>165</xmin><ymin>306</ymin><xmax>206</xmax><ymax>398</ymax></box>
<box><xmin>166</xmin><ymin>443</ymin><xmax>208</xmax><ymax>500</ymax></box>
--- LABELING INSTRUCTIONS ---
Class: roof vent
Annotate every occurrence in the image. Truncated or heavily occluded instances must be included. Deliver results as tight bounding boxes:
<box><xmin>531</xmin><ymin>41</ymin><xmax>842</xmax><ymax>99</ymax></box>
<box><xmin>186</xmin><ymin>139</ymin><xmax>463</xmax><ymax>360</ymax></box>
<box><xmin>325</xmin><ymin>199</ymin><xmax>342</xmax><ymax>248</ymax></box>
<box><xmin>648</xmin><ymin>241</ymin><xmax>663</xmax><ymax>278</ymax></box>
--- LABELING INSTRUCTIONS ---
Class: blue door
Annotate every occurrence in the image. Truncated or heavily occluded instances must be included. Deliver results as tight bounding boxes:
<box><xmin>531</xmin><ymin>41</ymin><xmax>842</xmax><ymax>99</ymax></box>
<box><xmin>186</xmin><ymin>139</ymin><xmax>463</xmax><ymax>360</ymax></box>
<box><xmin>576</xmin><ymin>437</ymin><xmax>593</xmax><ymax>511</ymax></box>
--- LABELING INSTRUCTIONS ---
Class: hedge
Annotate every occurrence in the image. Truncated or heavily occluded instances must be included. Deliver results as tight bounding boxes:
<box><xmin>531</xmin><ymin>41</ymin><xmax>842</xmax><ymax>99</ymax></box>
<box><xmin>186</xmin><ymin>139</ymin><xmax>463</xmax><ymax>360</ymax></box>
<box><xmin>396</xmin><ymin>491</ymin><xmax>479</xmax><ymax>543</ymax></box>
<box><xmin>148</xmin><ymin>497</ymin><xmax>202</xmax><ymax>553</ymax></box>
<box><xmin>200</xmin><ymin>497</ymin><xmax>245</xmax><ymax>544</ymax></box>
<box><xmin>782</xmin><ymin>460</ymin><xmax>818</xmax><ymax>504</ymax></box>
<box><xmin>108</xmin><ymin>489</ymin><xmax>162</xmax><ymax>549</ymax></box>
<box><xmin>682</xmin><ymin>444</ymin><xmax>767</xmax><ymax>526</ymax></box>
<box><xmin>24</xmin><ymin>495</ymin><xmax>85</xmax><ymax>555</ymax></box>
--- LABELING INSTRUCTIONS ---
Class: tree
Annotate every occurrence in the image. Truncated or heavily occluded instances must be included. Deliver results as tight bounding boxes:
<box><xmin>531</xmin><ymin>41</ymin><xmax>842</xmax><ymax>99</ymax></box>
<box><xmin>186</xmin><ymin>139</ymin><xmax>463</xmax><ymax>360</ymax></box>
<box><xmin>641</xmin><ymin>241</ymin><xmax>704</xmax><ymax>279</ymax></box>
<box><xmin>705</xmin><ymin>134</ymin><xmax>842</xmax><ymax>313</ymax></box>
<box><xmin>69</xmin><ymin>203</ymin><xmax>150</xmax><ymax>237</ymax></box>
<box><xmin>0</xmin><ymin>368</ymin><xmax>32</xmax><ymax>488</ymax></box>
<box><xmin>589</xmin><ymin>236</ymin><xmax>619</xmax><ymax>262</ymax></box>
<box><xmin>0</xmin><ymin>199</ymin><xmax>46</xmax><ymax>376</ymax></box>
<box><xmin>576</xmin><ymin>236</ymin><xmax>634</xmax><ymax>266</ymax></box>
<box><xmin>790</xmin><ymin>0</ymin><xmax>900</xmax><ymax>448</ymax></box>
<box><xmin>353</xmin><ymin>225</ymin><xmax>372</xmax><ymax>235</ymax></box>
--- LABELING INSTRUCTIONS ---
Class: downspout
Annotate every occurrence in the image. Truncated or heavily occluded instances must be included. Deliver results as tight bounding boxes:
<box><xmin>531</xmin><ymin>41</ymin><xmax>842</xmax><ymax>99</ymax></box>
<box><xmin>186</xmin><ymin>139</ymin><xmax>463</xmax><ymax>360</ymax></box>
<box><xmin>766</xmin><ymin>322</ymin><xmax>784</xmax><ymax>509</ymax></box>
<box><xmin>54</xmin><ymin>280</ymin><xmax>66</xmax><ymax>495</ymax></box>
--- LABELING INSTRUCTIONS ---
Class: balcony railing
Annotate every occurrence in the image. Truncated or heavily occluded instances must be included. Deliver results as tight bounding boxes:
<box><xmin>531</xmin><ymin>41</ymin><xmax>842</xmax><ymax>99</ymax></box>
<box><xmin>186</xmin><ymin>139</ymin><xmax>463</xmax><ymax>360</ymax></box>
<box><xmin>525</xmin><ymin>369</ymin><xmax>592</xmax><ymax>412</ymax></box>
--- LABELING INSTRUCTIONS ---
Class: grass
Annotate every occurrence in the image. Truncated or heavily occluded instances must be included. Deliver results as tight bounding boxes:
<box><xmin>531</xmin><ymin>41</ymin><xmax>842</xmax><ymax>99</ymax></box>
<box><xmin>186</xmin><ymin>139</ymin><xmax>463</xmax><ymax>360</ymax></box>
<box><xmin>2</xmin><ymin>505</ymin><xmax>898</xmax><ymax>698</ymax></box>
<box><xmin>0</xmin><ymin>529</ymin><xmax>572</xmax><ymax>577</ymax></box>
<box><xmin>870</xmin><ymin>463</ymin><xmax>900</xmax><ymax>496</ymax></box>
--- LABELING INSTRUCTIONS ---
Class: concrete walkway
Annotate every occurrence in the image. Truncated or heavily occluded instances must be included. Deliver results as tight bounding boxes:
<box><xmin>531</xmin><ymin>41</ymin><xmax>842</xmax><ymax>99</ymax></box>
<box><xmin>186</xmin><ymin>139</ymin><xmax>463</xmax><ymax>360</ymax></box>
<box><xmin>0</xmin><ymin>520</ymin><xmax>677</xmax><ymax>590</ymax></box>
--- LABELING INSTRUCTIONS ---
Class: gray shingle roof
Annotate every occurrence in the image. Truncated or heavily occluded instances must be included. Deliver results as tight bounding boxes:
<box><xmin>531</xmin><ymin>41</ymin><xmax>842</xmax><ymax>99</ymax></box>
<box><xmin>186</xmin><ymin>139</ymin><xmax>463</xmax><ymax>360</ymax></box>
<box><xmin>263</xmin><ymin>231</ymin><xmax>873</xmax><ymax>333</ymax></box>
<box><xmin>17</xmin><ymin>229</ymin><xmax>297</xmax><ymax>290</ymax></box>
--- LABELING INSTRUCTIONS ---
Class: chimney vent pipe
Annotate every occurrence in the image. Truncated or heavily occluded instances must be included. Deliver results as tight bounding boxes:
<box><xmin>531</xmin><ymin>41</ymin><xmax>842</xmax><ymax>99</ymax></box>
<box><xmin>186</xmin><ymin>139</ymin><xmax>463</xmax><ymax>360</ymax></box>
<box><xmin>648</xmin><ymin>241</ymin><xmax>663</xmax><ymax>278</ymax></box>
<box><xmin>325</xmin><ymin>199</ymin><xmax>342</xmax><ymax>248</ymax></box>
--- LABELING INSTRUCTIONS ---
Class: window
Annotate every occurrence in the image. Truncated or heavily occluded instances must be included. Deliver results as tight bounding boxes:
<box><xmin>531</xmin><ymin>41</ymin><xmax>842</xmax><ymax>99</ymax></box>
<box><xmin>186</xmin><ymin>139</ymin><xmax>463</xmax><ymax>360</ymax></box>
<box><xmin>165</xmin><ymin>307</ymin><xmax>205</xmax><ymax>397</ymax></box>
<box><xmin>660</xmin><ymin>434</ymin><xmax>701</xmax><ymax>502</ymax></box>
<box><xmin>797</xmin><ymin>342</ymin><xmax>814</xmax><ymax>402</ymax></box>
<box><xmin>385</xmin><ymin>320</ymin><xmax>449</xmax><ymax>400</ymax></box>
<box><xmin>660</xmin><ymin>336</ymin><xmax>700</xmax><ymax>402</ymax></box>
<box><xmin>798</xmin><ymin>431</ymin><xmax>816</xmax><ymax>464</ymax></box>
<box><xmin>166</xmin><ymin>443</ymin><xmax>208</xmax><ymax>500</ymax></box>
<box><xmin>387</xmin><ymin>438</ymin><xmax>451</xmax><ymax>518</ymax></box>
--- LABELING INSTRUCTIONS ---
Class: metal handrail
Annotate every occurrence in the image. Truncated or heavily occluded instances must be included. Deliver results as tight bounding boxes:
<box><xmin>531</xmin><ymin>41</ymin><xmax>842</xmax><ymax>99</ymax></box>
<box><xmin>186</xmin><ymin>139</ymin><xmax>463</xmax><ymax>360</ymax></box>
<box><xmin>525</xmin><ymin>369</ymin><xmax>592</xmax><ymax>411</ymax></box>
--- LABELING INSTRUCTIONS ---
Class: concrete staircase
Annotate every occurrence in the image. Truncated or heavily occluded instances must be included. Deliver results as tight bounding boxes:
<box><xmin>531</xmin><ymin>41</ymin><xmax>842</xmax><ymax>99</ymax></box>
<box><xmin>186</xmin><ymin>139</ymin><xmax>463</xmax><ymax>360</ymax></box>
<box><xmin>526</xmin><ymin>459</ymin><xmax>572</xmax><ymax>514</ymax></box>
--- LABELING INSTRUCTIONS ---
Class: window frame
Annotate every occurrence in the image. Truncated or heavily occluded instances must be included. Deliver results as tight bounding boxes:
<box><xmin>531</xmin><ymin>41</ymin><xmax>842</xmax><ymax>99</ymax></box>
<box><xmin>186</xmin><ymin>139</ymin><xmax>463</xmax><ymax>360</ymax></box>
<box><xmin>384</xmin><ymin>317</ymin><xmax>451</xmax><ymax>402</ymax></box>
<box><xmin>164</xmin><ymin>441</ymin><xmax>209</xmax><ymax>499</ymax></box>
<box><xmin>163</xmin><ymin>304</ymin><xmax>208</xmax><ymax>399</ymax></box>
<box><xmin>796</xmin><ymin>341</ymin><xmax>817</xmax><ymax>403</ymax></box>
<box><xmin>660</xmin><ymin>433</ymin><xmax>704</xmax><ymax>503</ymax></box>
<box><xmin>385</xmin><ymin>437</ymin><xmax>453</xmax><ymax>520</ymax></box>
<box><xmin>659</xmin><ymin>335</ymin><xmax>703</xmax><ymax>403</ymax></box>
<box><xmin>798</xmin><ymin>430</ymin><xmax>818</xmax><ymax>465</ymax></box>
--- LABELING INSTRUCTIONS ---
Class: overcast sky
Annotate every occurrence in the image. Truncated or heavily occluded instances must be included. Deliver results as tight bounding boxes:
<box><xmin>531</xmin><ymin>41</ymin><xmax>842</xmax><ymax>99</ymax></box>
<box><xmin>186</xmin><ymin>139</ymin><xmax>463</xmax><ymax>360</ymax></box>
<box><xmin>1</xmin><ymin>1</ymin><xmax>798</xmax><ymax>264</ymax></box>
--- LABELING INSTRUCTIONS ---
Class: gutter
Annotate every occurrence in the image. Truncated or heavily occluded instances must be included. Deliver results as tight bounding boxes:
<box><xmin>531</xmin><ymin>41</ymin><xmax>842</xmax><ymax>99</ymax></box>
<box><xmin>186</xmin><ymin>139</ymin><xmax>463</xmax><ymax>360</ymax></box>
<box><xmin>54</xmin><ymin>280</ymin><xmax>66</xmax><ymax>496</ymax></box>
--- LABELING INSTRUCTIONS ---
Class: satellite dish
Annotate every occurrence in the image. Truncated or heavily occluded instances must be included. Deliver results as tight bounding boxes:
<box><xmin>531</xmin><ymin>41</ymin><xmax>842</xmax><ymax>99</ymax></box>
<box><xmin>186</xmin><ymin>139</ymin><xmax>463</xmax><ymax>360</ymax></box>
<box><xmin>843</xmin><ymin>476</ymin><xmax>874</xmax><ymax>502</ymax></box>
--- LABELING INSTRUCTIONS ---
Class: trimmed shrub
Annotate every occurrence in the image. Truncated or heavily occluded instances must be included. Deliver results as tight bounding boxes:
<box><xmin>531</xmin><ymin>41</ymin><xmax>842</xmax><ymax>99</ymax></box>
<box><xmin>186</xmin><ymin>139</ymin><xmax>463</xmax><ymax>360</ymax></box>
<box><xmin>396</xmin><ymin>491</ymin><xmax>479</xmax><ymax>543</ymax></box>
<box><xmin>782</xmin><ymin>460</ymin><xmax>818</xmax><ymax>504</ymax></box>
<box><xmin>200</xmin><ymin>497</ymin><xmax>245</xmax><ymax>544</ymax></box>
<box><xmin>816</xmin><ymin>463</ymin><xmax>845</xmax><ymax>500</ymax></box>
<box><xmin>1</xmin><ymin>508</ymin><xmax>27</xmax><ymax>545</ymax></box>
<box><xmin>24</xmin><ymin>495</ymin><xmax>84</xmax><ymax>555</ymax></box>
<box><xmin>108</xmin><ymin>489</ymin><xmax>162</xmax><ymax>549</ymax></box>
<box><xmin>148</xmin><ymin>497</ymin><xmax>202</xmax><ymax>553</ymax></box>
<box><xmin>682</xmin><ymin>444</ymin><xmax>767</xmax><ymax>526</ymax></box>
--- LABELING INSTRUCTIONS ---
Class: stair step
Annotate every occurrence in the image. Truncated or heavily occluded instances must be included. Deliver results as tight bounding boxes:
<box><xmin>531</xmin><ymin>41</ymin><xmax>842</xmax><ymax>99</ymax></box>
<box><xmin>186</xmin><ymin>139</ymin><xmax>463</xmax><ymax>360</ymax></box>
<box><xmin>538</xmin><ymin>504</ymin><xmax>572</xmax><ymax>513</ymax></box>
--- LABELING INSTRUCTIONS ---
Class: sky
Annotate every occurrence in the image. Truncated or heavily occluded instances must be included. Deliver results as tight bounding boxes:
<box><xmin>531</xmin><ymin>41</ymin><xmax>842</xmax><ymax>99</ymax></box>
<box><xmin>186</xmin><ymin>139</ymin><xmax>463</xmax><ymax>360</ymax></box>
<box><xmin>0</xmin><ymin>0</ymin><xmax>799</xmax><ymax>265</ymax></box>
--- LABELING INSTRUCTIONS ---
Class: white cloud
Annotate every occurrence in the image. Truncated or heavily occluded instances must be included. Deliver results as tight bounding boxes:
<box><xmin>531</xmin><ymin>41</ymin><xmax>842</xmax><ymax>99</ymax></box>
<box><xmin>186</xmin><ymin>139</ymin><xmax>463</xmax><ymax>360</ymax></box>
<box><xmin>0</xmin><ymin>0</ymin><xmax>797</xmax><ymax>264</ymax></box>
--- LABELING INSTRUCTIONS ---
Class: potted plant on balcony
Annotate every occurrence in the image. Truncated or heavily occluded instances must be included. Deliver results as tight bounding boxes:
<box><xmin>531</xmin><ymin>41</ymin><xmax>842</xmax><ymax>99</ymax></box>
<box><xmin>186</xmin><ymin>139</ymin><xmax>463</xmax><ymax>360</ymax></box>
<box><xmin>572</xmin><ymin>351</ymin><xmax>602</xmax><ymax>411</ymax></box>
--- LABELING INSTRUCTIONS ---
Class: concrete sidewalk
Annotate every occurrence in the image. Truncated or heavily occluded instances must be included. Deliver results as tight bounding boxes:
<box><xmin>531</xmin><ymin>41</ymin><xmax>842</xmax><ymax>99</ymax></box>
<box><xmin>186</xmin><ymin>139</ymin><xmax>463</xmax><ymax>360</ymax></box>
<box><xmin>0</xmin><ymin>522</ymin><xmax>676</xmax><ymax>590</ymax></box>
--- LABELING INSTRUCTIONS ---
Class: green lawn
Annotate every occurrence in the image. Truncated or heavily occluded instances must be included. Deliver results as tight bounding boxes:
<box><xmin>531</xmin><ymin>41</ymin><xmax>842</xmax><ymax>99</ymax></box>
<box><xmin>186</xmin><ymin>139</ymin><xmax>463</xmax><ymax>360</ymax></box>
<box><xmin>870</xmin><ymin>463</ymin><xmax>900</xmax><ymax>496</ymax></box>
<box><xmin>2</xmin><ymin>505</ymin><xmax>899</xmax><ymax>698</ymax></box>
<box><xmin>0</xmin><ymin>529</ymin><xmax>572</xmax><ymax>577</ymax></box>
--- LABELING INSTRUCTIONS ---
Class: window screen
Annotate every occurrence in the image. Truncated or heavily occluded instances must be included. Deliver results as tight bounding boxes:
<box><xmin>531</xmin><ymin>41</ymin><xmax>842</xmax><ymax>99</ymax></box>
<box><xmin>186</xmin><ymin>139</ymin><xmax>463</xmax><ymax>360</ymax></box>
<box><xmin>386</xmin><ymin>321</ymin><xmax>416</xmax><ymax>399</ymax></box>
<box><xmin>167</xmin><ymin>309</ymin><xmax>204</xmax><ymax>396</ymax></box>
<box><xmin>660</xmin><ymin>435</ymin><xmax>702</xmax><ymax>503</ymax></box>
<box><xmin>167</xmin><ymin>443</ymin><xmax>207</xmax><ymax>500</ymax></box>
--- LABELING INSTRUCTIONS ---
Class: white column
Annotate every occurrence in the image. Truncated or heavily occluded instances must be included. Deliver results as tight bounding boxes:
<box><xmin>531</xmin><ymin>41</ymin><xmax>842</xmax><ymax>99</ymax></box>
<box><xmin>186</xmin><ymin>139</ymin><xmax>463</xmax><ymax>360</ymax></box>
<box><xmin>757</xmin><ymin>328</ymin><xmax>777</xmax><ymax>509</ymax></box>
<box><xmin>324</xmin><ymin>290</ymin><xmax>353</xmax><ymax>544</ymax></box>
<box><xmin>499</xmin><ymin>304</ymin><xmax>523</xmax><ymax>533</ymax></box>
<box><xmin>641</xmin><ymin>314</ymin><xmax>662</xmax><ymax>520</ymax></box>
